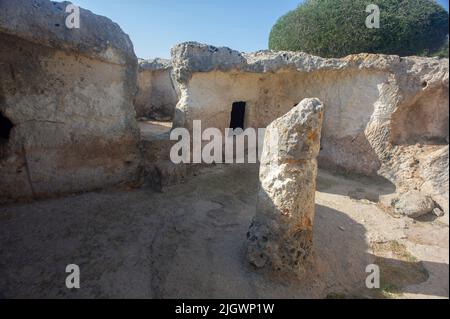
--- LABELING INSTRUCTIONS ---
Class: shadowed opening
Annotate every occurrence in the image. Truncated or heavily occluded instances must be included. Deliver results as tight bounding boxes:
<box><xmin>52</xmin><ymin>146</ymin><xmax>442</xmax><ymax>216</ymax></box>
<box><xmin>230</xmin><ymin>101</ymin><xmax>246</xmax><ymax>130</ymax></box>
<box><xmin>0</xmin><ymin>111</ymin><xmax>13</xmax><ymax>159</ymax></box>
<box><xmin>0</xmin><ymin>111</ymin><xmax>13</xmax><ymax>143</ymax></box>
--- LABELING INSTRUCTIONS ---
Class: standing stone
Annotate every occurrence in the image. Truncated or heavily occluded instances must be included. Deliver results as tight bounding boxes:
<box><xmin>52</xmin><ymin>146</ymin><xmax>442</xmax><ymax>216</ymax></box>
<box><xmin>247</xmin><ymin>98</ymin><xmax>324</xmax><ymax>272</ymax></box>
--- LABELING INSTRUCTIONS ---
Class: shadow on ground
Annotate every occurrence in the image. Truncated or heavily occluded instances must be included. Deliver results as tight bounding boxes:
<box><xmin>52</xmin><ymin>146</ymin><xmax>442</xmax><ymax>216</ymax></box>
<box><xmin>317</xmin><ymin>169</ymin><xmax>396</xmax><ymax>202</ymax></box>
<box><xmin>0</xmin><ymin>165</ymin><xmax>447</xmax><ymax>298</ymax></box>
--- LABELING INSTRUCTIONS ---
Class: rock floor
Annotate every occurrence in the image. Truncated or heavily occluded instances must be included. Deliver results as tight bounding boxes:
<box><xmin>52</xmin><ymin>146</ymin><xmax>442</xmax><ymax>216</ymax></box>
<box><xmin>0</xmin><ymin>165</ymin><xmax>448</xmax><ymax>298</ymax></box>
<box><xmin>138</xmin><ymin>120</ymin><xmax>172</xmax><ymax>141</ymax></box>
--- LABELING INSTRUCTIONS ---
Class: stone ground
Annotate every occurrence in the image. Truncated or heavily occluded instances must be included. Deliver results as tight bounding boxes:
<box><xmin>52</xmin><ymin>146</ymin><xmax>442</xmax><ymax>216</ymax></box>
<box><xmin>0</xmin><ymin>164</ymin><xmax>448</xmax><ymax>299</ymax></box>
<box><xmin>138</xmin><ymin>120</ymin><xmax>172</xmax><ymax>140</ymax></box>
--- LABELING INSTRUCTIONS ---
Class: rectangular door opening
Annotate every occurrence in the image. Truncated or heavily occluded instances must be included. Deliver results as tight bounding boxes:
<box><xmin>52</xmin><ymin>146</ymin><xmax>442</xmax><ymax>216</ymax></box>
<box><xmin>0</xmin><ymin>111</ymin><xmax>13</xmax><ymax>143</ymax></box>
<box><xmin>229</xmin><ymin>101</ymin><xmax>246</xmax><ymax>131</ymax></box>
<box><xmin>0</xmin><ymin>111</ymin><xmax>13</xmax><ymax>159</ymax></box>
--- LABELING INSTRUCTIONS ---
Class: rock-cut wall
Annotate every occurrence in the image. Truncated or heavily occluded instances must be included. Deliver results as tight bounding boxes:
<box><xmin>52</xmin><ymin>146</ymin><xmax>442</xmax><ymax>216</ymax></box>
<box><xmin>171</xmin><ymin>42</ymin><xmax>449</xmax><ymax>212</ymax></box>
<box><xmin>135</xmin><ymin>58</ymin><xmax>179</xmax><ymax>121</ymax></box>
<box><xmin>0</xmin><ymin>0</ymin><xmax>141</xmax><ymax>202</ymax></box>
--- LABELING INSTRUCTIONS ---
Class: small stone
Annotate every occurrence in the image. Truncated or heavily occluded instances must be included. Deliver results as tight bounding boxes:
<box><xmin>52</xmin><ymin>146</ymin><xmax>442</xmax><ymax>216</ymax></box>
<box><xmin>339</xmin><ymin>226</ymin><xmax>345</xmax><ymax>231</ymax></box>
<box><xmin>394</xmin><ymin>190</ymin><xmax>435</xmax><ymax>219</ymax></box>
<box><xmin>379</xmin><ymin>193</ymin><xmax>399</xmax><ymax>210</ymax></box>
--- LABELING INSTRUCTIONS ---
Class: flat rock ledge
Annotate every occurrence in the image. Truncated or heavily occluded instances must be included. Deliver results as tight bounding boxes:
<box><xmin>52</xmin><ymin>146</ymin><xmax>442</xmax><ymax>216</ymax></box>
<box><xmin>171</xmin><ymin>41</ymin><xmax>448</xmax><ymax>85</ymax></box>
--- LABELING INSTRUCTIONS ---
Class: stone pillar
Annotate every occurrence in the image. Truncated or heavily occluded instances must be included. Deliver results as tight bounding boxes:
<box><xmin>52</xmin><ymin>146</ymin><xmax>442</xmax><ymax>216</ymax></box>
<box><xmin>247</xmin><ymin>98</ymin><xmax>324</xmax><ymax>272</ymax></box>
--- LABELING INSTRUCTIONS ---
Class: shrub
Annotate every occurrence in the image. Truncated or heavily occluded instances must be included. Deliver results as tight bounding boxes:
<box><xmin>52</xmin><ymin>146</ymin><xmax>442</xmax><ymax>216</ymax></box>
<box><xmin>269</xmin><ymin>0</ymin><xmax>449</xmax><ymax>57</ymax></box>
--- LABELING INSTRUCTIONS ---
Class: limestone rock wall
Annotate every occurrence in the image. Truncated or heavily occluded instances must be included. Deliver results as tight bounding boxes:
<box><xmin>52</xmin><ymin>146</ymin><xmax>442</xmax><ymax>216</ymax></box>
<box><xmin>0</xmin><ymin>0</ymin><xmax>141</xmax><ymax>202</ymax></box>
<box><xmin>135</xmin><ymin>58</ymin><xmax>179</xmax><ymax>121</ymax></box>
<box><xmin>171</xmin><ymin>42</ymin><xmax>449</xmax><ymax>211</ymax></box>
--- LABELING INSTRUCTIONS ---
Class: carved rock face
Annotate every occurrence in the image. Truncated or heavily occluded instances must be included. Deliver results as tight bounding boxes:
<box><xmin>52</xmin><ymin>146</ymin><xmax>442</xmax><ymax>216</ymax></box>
<box><xmin>171</xmin><ymin>42</ymin><xmax>449</xmax><ymax>213</ymax></box>
<box><xmin>0</xmin><ymin>0</ymin><xmax>140</xmax><ymax>202</ymax></box>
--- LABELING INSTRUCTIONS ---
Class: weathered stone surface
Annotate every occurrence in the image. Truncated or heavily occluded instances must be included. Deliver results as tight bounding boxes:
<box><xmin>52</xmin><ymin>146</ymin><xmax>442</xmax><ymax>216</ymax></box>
<box><xmin>171</xmin><ymin>42</ymin><xmax>449</xmax><ymax>212</ymax></box>
<box><xmin>418</xmin><ymin>145</ymin><xmax>449</xmax><ymax>214</ymax></box>
<box><xmin>0</xmin><ymin>0</ymin><xmax>140</xmax><ymax>202</ymax></box>
<box><xmin>135</xmin><ymin>58</ymin><xmax>179</xmax><ymax>121</ymax></box>
<box><xmin>394</xmin><ymin>191</ymin><xmax>435</xmax><ymax>219</ymax></box>
<box><xmin>247</xmin><ymin>98</ymin><xmax>324</xmax><ymax>272</ymax></box>
<box><xmin>171</xmin><ymin>42</ymin><xmax>443</xmax><ymax>84</ymax></box>
<box><xmin>0</xmin><ymin>0</ymin><xmax>136</xmax><ymax>66</ymax></box>
<box><xmin>148</xmin><ymin>160</ymin><xmax>187</xmax><ymax>192</ymax></box>
<box><xmin>138</xmin><ymin>58</ymin><xmax>172</xmax><ymax>71</ymax></box>
<box><xmin>146</xmin><ymin>160</ymin><xmax>203</xmax><ymax>192</ymax></box>
<box><xmin>137</xmin><ymin>120</ymin><xmax>203</xmax><ymax>192</ymax></box>
<box><xmin>141</xmin><ymin>137</ymin><xmax>174</xmax><ymax>164</ymax></box>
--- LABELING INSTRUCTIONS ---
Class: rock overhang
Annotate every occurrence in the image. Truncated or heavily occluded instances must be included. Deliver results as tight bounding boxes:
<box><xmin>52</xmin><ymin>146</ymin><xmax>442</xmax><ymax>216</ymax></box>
<box><xmin>171</xmin><ymin>41</ymin><xmax>449</xmax><ymax>85</ymax></box>
<box><xmin>0</xmin><ymin>0</ymin><xmax>137</xmax><ymax>66</ymax></box>
<box><xmin>138</xmin><ymin>58</ymin><xmax>173</xmax><ymax>72</ymax></box>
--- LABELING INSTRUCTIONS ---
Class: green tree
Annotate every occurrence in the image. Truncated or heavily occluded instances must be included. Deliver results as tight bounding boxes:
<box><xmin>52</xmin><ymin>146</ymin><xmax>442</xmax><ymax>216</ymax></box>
<box><xmin>269</xmin><ymin>0</ymin><xmax>449</xmax><ymax>58</ymax></box>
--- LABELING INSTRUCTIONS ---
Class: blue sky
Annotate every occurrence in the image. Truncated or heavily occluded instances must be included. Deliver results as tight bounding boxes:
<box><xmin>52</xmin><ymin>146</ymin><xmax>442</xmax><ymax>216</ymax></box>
<box><xmin>72</xmin><ymin>0</ymin><xmax>449</xmax><ymax>59</ymax></box>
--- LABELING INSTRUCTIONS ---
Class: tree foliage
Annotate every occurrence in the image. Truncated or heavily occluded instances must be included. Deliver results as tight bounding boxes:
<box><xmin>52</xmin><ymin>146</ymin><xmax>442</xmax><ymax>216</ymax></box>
<box><xmin>269</xmin><ymin>0</ymin><xmax>449</xmax><ymax>57</ymax></box>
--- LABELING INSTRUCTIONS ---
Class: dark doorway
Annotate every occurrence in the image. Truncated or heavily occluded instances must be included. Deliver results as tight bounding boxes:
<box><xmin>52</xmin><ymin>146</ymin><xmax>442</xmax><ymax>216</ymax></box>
<box><xmin>0</xmin><ymin>111</ymin><xmax>13</xmax><ymax>159</ymax></box>
<box><xmin>229</xmin><ymin>101</ymin><xmax>246</xmax><ymax>130</ymax></box>
<box><xmin>0</xmin><ymin>111</ymin><xmax>13</xmax><ymax>143</ymax></box>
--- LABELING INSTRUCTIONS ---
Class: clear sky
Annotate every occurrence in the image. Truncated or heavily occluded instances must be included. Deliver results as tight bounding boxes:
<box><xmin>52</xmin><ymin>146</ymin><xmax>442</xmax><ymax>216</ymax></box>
<box><xmin>72</xmin><ymin>0</ymin><xmax>449</xmax><ymax>59</ymax></box>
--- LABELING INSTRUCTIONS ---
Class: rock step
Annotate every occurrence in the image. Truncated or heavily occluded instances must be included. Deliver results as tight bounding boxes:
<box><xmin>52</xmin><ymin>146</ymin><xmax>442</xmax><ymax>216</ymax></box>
<box><xmin>140</xmin><ymin>138</ymin><xmax>175</xmax><ymax>164</ymax></box>
<box><xmin>145</xmin><ymin>160</ymin><xmax>202</xmax><ymax>192</ymax></box>
<box><xmin>140</xmin><ymin>135</ymin><xmax>203</xmax><ymax>192</ymax></box>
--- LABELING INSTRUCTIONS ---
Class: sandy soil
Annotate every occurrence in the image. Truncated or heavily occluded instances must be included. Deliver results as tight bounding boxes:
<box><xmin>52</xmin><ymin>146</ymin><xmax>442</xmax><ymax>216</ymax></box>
<box><xmin>0</xmin><ymin>165</ymin><xmax>448</xmax><ymax>299</ymax></box>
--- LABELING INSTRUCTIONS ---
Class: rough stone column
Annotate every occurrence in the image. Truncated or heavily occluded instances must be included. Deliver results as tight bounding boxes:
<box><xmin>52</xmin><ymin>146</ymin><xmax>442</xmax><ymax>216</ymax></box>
<box><xmin>247</xmin><ymin>98</ymin><xmax>324</xmax><ymax>272</ymax></box>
